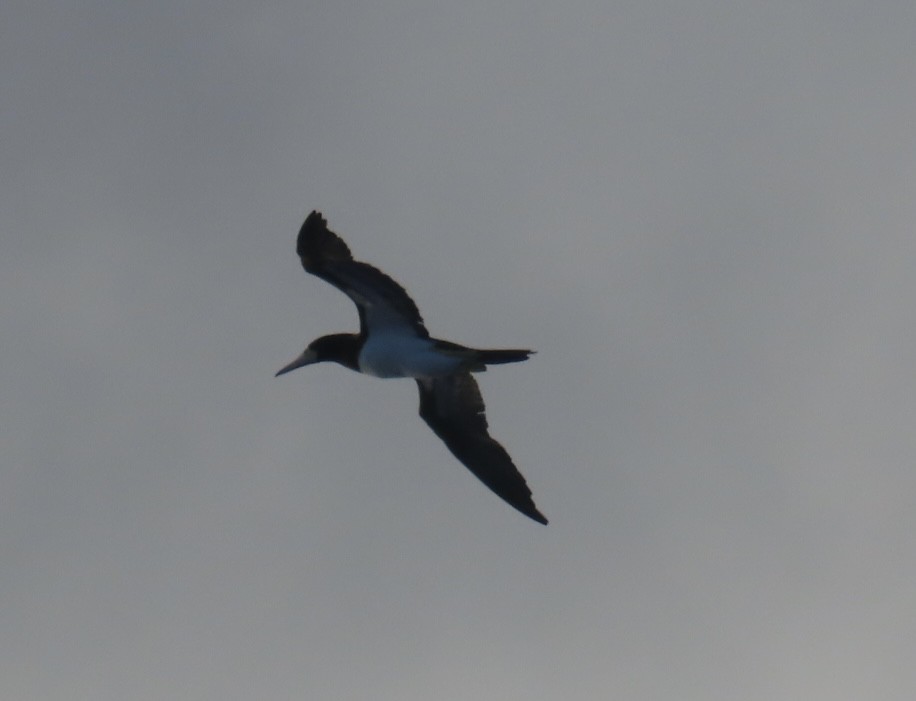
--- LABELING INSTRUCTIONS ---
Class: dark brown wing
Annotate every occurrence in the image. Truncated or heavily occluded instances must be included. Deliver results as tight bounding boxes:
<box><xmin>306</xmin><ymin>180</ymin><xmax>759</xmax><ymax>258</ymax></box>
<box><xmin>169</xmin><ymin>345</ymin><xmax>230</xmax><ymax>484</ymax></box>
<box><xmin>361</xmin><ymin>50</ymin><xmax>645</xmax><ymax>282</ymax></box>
<box><xmin>296</xmin><ymin>211</ymin><xmax>429</xmax><ymax>338</ymax></box>
<box><xmin>417</xmin><ymin>373</ymin><xmax>548</xmax><ymax>524</ymax></box>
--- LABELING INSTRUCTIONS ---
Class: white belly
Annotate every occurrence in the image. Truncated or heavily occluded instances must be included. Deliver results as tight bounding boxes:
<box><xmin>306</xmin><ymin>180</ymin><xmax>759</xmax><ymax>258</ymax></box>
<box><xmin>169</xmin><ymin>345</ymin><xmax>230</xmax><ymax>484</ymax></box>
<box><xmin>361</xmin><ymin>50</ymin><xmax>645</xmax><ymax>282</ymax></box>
<box><xmin>358</xmin><ymin>335</ymin><xmax>465</xmax><ymax>378</ymax></box>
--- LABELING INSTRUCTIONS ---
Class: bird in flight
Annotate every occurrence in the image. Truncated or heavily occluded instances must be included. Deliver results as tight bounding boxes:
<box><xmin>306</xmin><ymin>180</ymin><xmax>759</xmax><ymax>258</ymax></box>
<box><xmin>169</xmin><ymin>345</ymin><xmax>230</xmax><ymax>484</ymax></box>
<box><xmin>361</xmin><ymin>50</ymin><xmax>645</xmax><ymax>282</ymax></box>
<box><xmin>276</xmin><ymin>211</ymin><xmax>547</xmax><ymax>524</ymax></box>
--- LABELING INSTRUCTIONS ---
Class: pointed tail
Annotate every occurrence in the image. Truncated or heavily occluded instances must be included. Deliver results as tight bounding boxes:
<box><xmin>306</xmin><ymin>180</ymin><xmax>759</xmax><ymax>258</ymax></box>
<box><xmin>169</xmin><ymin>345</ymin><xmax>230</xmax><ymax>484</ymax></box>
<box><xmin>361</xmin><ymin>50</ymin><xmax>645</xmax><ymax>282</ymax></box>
<box><xmin>475</xmin><ymin>348</ymin><xmax>534</xmax><ymax>365</ymax></box>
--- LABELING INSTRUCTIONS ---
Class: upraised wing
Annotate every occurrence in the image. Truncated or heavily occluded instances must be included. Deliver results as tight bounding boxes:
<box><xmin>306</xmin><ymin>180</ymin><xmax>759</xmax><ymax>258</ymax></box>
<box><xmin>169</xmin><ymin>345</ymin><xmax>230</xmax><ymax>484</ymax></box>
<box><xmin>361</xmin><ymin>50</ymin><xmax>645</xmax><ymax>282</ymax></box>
<box><xmin>417</xmin><ymin>373</ymin><xmax>548</xmax><ymax>524</ymax></box>
<box><xmin>297</xmin><ymin>211</ymin><xmax>429</xmax><ymax>338</ymax></box>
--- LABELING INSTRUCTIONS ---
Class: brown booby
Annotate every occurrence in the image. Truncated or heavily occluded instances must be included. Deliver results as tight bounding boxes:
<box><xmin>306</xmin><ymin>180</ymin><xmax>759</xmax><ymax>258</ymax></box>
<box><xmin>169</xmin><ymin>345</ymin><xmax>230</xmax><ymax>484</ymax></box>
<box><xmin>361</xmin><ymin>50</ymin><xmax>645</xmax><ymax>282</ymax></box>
<box><xmin>276</xmin><ymin>211</ymin><xmax>547</xmax><ymax>524</ymax></box>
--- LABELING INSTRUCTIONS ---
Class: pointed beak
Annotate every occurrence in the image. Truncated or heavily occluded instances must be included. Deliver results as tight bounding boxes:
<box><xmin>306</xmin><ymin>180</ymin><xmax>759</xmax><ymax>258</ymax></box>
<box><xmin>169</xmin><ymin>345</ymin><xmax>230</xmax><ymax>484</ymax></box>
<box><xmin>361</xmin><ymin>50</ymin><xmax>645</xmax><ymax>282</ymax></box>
<box><xmin>275</xmin><ymin>349</ymin><xmax>318</xmax><ymax>377</ymax></box>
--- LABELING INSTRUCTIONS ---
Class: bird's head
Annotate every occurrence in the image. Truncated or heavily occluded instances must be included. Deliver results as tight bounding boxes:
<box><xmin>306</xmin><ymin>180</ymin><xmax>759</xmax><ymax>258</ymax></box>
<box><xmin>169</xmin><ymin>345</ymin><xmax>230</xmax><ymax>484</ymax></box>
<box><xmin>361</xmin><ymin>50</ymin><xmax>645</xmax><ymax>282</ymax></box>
<box><xmin>275</xmin><ymin>333</ymin><xmax>361</xmax><ymax>376</ymax></box>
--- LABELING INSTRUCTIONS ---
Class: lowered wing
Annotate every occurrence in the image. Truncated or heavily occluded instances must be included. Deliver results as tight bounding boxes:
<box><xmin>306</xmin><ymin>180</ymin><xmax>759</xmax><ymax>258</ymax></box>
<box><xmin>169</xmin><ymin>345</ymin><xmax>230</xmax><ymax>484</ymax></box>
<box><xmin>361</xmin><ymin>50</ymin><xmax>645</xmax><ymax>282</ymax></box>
<box><xmin>417</xmin><ymin>373</ymin><xmax>548</xmax><ymax>524</ymax></box>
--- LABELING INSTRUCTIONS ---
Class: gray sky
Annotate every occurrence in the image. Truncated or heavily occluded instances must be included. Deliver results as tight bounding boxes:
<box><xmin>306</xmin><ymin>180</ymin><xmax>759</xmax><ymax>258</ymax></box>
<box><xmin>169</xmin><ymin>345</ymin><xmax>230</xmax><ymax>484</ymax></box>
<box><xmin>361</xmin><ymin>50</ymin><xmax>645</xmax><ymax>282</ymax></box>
<box><xmin>3</xmin><ymin>1</ymin><xmax>915</xmax><ymax>699</ymax></box>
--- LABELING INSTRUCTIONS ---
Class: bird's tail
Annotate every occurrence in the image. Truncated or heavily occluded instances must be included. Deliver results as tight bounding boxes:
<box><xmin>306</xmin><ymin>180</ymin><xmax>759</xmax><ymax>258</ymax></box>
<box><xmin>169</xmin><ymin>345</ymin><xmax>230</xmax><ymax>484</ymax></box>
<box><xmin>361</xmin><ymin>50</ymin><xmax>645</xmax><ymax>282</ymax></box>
<box><xmin>432</xmin><ymin>340</ymin><xmax>534</xmax><ymax>371</ymax></box>
<box><xmin>474</xmin><ymin>348</ymin><xmax>535</xmax><ymax>366</ymax></box>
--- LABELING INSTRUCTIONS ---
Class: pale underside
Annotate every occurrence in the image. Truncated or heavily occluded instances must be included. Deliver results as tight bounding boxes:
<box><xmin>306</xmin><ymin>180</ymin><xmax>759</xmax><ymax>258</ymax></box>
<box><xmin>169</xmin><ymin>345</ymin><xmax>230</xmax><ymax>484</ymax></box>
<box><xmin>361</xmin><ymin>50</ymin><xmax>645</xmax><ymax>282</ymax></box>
<box><xmin>358</xmin><ymin>333</ymin><xmax>467</xmax><ymax>379</ymax></box>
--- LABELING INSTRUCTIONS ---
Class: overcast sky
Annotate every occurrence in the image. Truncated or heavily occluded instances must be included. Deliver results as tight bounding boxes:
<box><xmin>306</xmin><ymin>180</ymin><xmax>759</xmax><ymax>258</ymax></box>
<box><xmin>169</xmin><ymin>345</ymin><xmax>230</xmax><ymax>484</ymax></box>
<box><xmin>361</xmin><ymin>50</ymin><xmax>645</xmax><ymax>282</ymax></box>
<box><xmin>3</xmin><ymin>2</ymin><xmax>916</xmax><ymax>699</ymax></box>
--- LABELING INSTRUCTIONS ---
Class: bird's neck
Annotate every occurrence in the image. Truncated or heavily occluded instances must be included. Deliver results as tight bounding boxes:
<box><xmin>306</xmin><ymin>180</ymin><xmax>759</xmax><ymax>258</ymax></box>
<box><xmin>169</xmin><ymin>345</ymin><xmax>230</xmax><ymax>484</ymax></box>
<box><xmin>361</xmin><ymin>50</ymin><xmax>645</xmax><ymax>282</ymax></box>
<box><xmin>323</xmin><ymin>333</ymin><xmax>362</xmax><ymax>372</ymax></box>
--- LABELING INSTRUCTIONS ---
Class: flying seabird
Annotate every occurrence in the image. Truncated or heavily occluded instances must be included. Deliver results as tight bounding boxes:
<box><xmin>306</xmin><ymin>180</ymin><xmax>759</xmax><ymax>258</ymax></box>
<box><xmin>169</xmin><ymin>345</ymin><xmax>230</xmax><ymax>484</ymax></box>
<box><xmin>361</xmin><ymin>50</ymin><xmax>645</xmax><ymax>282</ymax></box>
<box><xmin>276</xmin><ymin>211</ymin><xmax>548</xmax><ymax>525</ymax></box>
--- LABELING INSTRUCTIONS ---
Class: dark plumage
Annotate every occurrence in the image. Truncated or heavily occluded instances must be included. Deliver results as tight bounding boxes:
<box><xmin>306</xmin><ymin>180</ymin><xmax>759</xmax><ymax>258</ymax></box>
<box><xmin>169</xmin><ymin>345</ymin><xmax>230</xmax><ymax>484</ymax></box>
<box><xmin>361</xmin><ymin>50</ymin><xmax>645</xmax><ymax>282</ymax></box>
<box><xmin>276</xmin><ymin>211</ymin><xmax>547</xmax><ymax>524</ymax></box>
